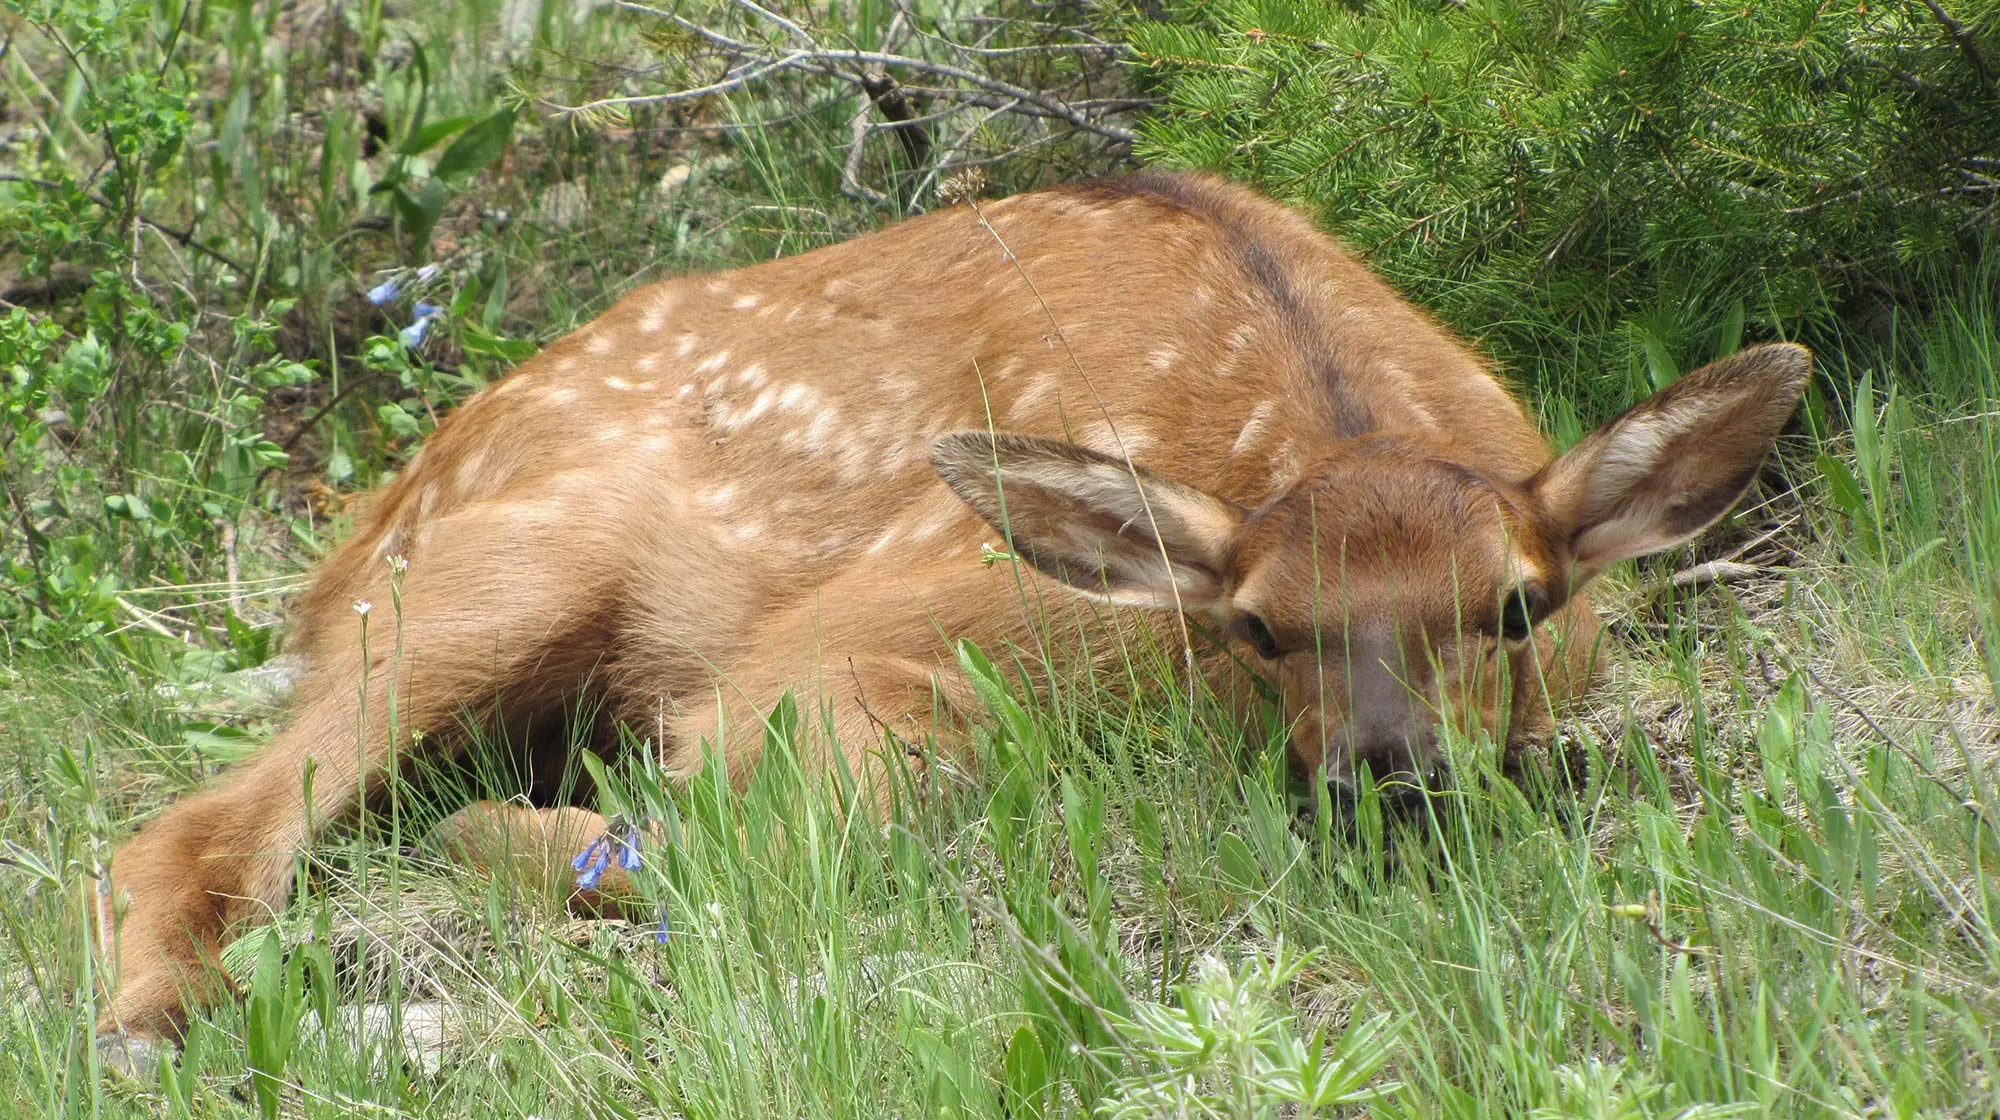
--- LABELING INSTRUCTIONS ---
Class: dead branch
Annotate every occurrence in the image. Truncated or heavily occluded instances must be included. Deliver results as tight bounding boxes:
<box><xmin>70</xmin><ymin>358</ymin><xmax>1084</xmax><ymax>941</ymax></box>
<box><xmin>591</xmin><ymin>0</ymin><xmax>1139</xmax><ymax>153</ymax></box>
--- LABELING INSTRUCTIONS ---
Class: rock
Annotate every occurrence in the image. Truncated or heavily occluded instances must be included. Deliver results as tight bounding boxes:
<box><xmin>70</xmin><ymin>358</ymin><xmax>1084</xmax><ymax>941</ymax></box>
<box><xmin>96</xmin><ymin>1032</ymin><xmax>165</xmax><ymax>1083</ymax></box>
<box><xmin>300</xmin><ymin>1001</ymin><xmax>460</xmax><ymax>1077</ymax></box>
<box><xmin>535</xmin><ymin>181</ymin><xmax>589</xmax><ymax>232</ymax></box>
<box><xmin>216</xmin><ymin>651</ymin><xmax>310</xmax><ymax>710</ymax></box>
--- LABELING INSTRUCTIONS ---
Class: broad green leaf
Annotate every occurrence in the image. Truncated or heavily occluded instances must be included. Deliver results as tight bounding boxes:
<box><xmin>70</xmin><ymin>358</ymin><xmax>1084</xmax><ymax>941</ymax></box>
<box><xmin>435</xmin><ymin>106</ymin><xmax>517</xmax><ymax>180</ymax></box>
<box><xmin>406</xmin><ymin>113</ymin><xmax>478</xmax><ymax>155</ymax></box>
<box><xmin>1815</xmin><ymin>452</ymin><xmax>1866</xmax><ymax>522</ymax></box>
<box><xmin>1002</xmin><ymin>1025</ymin><xmax>1050</xmax><ymax>1120</ymax></box>
<box><xmin>1216</xmin><ymin>831</ymin><xmax>1263</xmax><ymax>895</ymax></box>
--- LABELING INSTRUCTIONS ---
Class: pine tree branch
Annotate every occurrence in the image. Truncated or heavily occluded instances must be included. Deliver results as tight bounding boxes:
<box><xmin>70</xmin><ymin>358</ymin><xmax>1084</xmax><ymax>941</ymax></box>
<box><xmin>1916</xmin><ymin>0</ymin><xmax>1996</xmax><ymax>95</ymax></box>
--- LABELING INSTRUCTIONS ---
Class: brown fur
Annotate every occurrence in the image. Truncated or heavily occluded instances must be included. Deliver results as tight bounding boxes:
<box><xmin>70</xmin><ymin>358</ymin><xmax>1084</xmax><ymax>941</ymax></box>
<box><xmin>89</xmin><ymin>171</ymin><xmax>1809</xmax><ymax>1042</ymax></box>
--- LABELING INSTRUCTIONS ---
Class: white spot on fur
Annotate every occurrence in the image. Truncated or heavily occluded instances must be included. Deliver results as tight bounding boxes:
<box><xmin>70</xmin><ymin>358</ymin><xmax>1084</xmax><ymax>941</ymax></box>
<box><xmin>804</xmin><ymin>410</ymin><xmax>841</xmax><ymax>454</ymax></box>
<box><xmin>1269</xmin><ymin>439</ymin><xmax>1307</xmax><ymax>488</ymax></box>
<box><xmin>492</xmin><ymin>501</ymin><xmax>563</xmax><ymax>527</ymax></box>
<box><xmin>606</xmin><ymin>377</ymin><xmax>632</xmax><ymax>391</ymax></box>
<box><xmin>697</xmin><ymin>485</ymin><xmax>736</xmax><ymax>509</ymax></box>
<box><xmin>453</xmin><ymin>451</ymin><xmax>491</xmax><ymax>497</ymax></box>
<box><xmin>1077</xmin><ymin>421</ymin><xmax>1153</xmax><ymax>459</ymax></box>
<box><xmin>704</xmin><ymin>278</ymin><xmax>729</xmax><ymax>295</ymax></box>
<box><xmin>694</xmin><ymin>350</ymin><xmax>731</xmax><ymax>375</ymax></box>
<box><xmin>548</xmin><ymin>387</ymin><xmax>580</xmax><ymax>406</ymax></box>
<box><xmin>1146</xmin><ymin>346</ymin><xmax>1178</xmax><ymax>371</ymax></box>
<box><xmin>736</xmin><ymin>387</ymin><xmax>779</xmax><ymax>427</ymax></box>
<box><xmin>733</xmin><ymin>294</ymin><xmax>760</xmax><ymax>311</ymax></box>
<box><xmin>734</xmin><ymin>522</ymin><xmax>764</xmax><ymax>540</ymax></box>
<box><xmin>1009</xmin><ymin>377</ymin><xmax>1057</xmax><ymax>421</ymax></box>
<box><xmin>837</xmin><ymin>435</ymin><xmax>875</xmax><ymax>481</ymax></box>
<box><xmin>638</xmin><ymin>293</ymin><xmax>675</xmax><ymax>333</ymax></box>
<box><xmin>676</xmin><ymin>383</ymin><xmax>694</xmax><ymax>399</ymax></box>
<box><xmin>1226</xmin><ymin>325</ymin><xmax>1257</xmax><ymax>352</ymax></box>
<box><xmin>597</xmin><ymin>426</ymin><xmax>625</xmax><ymax>443</ymax></box>
<box><xmin>556</xmin><ymin>357</ymin><xmax>579</xmax><ymax>372</ymax></box>
<box><xmin>869</xmin><ymin>526</ymin><xmax>899</xmax><ymax>554</ymax></box>
<box><xmin>586</xmin><ymin>335</ymin><xmax>613</xmax><ymax>356</ymax></box>
<box><xmin>735</xmin><ymin>363</ymin><xmax>768</xmax><ymax>389</ymax></box>
<box><xmin>676</xmin><ymin>334</ymin><xmax>699</xmax><ymax>358</ymax></box>
<box><xmin>1233</xmin><ymin>401</ymin><xmax>1274</xmax><ymax>454</ymax></box>
<box><xmin>908</xmin><ymin>498</ymin><xmax>961</xmax><ymax>543</ymax></box>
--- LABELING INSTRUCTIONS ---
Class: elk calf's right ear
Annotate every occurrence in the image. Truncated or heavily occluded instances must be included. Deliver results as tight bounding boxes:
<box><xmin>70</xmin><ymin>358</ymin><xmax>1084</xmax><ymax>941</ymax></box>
<box><xmin>929</xmin><ymin>431</ymin><xmax>1244</xmax><ymax>612</ymax></box>
<box><xmin>1532</xmin><ymin>342</ymin><xmax>1812</xmax><ymax>577</ymax></box>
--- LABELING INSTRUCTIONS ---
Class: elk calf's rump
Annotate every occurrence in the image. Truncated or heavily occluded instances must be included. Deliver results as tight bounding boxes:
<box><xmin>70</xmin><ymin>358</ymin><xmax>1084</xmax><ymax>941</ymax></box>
<box><xmin>89</xmin><ymin>171</ymin><xmax>1810</xmax><ymax>1048</ymax></box>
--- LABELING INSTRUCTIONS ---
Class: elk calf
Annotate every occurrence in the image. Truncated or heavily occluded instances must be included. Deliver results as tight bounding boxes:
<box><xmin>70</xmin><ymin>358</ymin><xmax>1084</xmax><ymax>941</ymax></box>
<box><xmin>90</xmin><ymin>172</ymin><xmax>1808</xmax><ymax>1055</ymax></box>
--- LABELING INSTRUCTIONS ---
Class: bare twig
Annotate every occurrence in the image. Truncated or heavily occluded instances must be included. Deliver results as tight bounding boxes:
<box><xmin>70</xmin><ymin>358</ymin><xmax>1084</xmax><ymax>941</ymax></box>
<box><xmin>841</xmin><ymin>100</ymin><xmax>891</xmax><ymax>207</ymax></box>
<box><xmin>217</xmin><ymin>519</ymin><xmax>244</xmax><ymax>619</ymax></box>
<box><xmin>1642</xmin><ymin>559</ymin><xmax>1764</xmax><ymax>603</ymax></box>
<box><xmin>916</xmin><ymin>98</ymin><xmax>1022</xmax><ymax>202</ymax></box>
<box><xmin>278</xmin><ymin>371</ymin><xmax>402</xmax><ymax>455</ymax></box>
<box><xmin>602</xmin><ymin>0</ymin><xmax>1137</xmax><ymax>143</ymax></box>
<box><xmin>860</xmin><ymin>69</ymin><xmax>933</xmax><ymax>168</ymax></box>
<box><xmin>547</xmin><ymin>51</ymin><xmax>815</xmax><ymax>116</ymax></box>
<box><xmin>114</xmin><ymin>596</ymin><xmax>193</xmax><ymax>642</ymax></box>
<box><xmin>2</xmin><ymin>474</ymin><xmax>53</xmax><ymax>617</ymax></box>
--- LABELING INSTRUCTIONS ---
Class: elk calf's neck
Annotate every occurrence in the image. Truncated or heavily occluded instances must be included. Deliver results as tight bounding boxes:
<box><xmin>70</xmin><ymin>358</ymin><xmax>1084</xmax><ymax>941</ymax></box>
<box><xmin>89</xmin><ymin>171</ymin><xmax>1810</xmax><ymax>1048</ymax></box>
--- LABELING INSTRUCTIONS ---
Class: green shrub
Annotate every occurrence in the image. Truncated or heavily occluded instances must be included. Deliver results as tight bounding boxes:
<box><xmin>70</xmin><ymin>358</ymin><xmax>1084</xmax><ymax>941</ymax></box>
<box><xmin>1128</xmin><ymin>0</ymin><xmax>2000</xmax><ymax>408</ymax></box>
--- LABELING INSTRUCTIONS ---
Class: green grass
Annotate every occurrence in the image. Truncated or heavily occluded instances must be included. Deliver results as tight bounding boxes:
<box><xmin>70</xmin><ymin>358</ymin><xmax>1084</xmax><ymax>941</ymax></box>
<box><xmin>4</xmin><ymin>1</ymin><xmax>2000</xmax><ymax>1117</ymax></box>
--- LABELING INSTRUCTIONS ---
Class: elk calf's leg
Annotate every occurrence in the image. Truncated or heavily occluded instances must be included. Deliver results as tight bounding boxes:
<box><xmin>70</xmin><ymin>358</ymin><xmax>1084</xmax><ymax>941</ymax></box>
<box><xmin>423</xmin><ymin>802</ymin><xmax>653</xmax><ymax>915</ymax></box>
<box><xmin>93</xmin><ymin>500</ymin><xmax>620</xmax><ymax>1042</ymax></box>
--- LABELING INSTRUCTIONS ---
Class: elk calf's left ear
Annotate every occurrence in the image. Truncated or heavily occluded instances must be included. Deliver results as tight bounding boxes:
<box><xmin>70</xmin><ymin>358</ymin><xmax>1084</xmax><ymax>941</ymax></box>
<box><xmin>930</xmin><ymin>431</ymin><xmax>1244</xmax><ymax>611</ymax></box>
<box><xmin>1533</xmin><ymin>342</ymin><xmax>1812</xmax><ymax>574</ymax></box>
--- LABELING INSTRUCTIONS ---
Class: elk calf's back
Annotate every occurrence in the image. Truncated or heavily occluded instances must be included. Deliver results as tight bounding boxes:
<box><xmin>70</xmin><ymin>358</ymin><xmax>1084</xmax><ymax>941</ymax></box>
<box><xmin>91</xmin><ymin>171</ymin><xmax>1810</xmax><ymax>1047</ymax></box>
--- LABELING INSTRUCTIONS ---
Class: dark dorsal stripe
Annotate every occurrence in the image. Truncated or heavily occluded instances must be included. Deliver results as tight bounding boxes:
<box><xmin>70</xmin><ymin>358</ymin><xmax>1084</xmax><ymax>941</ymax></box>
<box><xmin>1059</xmin><ymin>172</ymin><xmax>1376</xmax><ymax>440</ymax></box>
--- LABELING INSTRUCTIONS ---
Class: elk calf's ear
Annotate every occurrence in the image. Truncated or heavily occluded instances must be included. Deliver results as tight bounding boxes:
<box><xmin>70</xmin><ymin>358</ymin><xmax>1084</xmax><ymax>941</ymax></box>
<box><xmin>1532</xmin><ymin>342</ymin><xmax>1812</xmax><ymax>575</ymax></box>
<box><xmin>930</xmin><ymin>431</ymin><xmax>1244</xmax><ymax>612</ymax></box>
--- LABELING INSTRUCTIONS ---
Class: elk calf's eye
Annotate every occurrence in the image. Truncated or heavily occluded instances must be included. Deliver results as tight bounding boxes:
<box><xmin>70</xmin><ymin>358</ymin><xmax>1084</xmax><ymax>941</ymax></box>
<box><xmin>1500</xmin><ymin>586</ymin><xmax>1546</xmax><ymax>642</ymax></box>
<box><xmin>1240</xmin><ymin>614</ymin><xmax>1282</xmax><ymax>660</ymax></box>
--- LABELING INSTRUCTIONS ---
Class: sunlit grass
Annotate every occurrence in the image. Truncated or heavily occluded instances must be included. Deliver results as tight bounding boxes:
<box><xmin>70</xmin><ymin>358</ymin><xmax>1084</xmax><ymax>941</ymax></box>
<box><xmin>3</xmin><ymin>0</ymin><xmax>1998</xmax><ymax>1115</ymax></box>
<box><xmin>5</xmin><ymin>302</ymin><xmax>1998</xmax><ymax>1112</ymax></box>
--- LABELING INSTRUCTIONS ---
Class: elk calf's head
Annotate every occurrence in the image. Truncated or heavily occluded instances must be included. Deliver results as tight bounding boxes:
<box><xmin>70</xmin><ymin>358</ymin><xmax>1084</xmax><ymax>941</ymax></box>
<box><xmin>932</xmin><ymin>343</ymin><xmax>1811</xmax><ymax>790</ymax></box>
